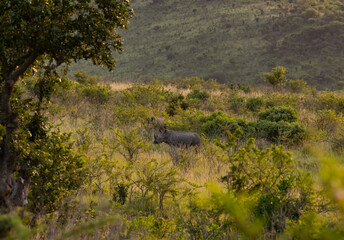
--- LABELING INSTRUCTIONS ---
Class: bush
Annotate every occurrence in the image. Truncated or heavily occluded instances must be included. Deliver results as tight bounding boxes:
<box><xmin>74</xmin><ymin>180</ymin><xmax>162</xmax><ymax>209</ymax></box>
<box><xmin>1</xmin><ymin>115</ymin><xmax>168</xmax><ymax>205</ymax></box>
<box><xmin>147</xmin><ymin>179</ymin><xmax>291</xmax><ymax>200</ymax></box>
<box><xmin>187</xmin><ymin>89</ymin><xmax>210</xmax><ymax>101</ymax></box>
<box><xmin>289</xmin><ymin>79</ymin><xmax>307</xmax><ymax>93</ymax></box>
<box><xmin>246</xmin><ymin>97</ymin><xmax>264</xmax><ymax>111</ymax></box>
<box><xmin>24</xmin><ymin>130</ymin><xmax>87</xmax><ymax>214</ymax></box>
<box><xmin>253</xmin><ymin>120</ymin><xmax>306</xmax><ymax>145</ymax></box>
<box><xmin>80</xmin><ymin>84</ymin><xmax>112</xmax><ymax>104</ymax></box>
<box><xmin>121</xmin><ymin>82</ymin><xmax>170</xmax><ymax>108</ymax></box>
<box><xmin>229</xmin><ymin>96</ymin><xmax>245</xmax><ymax>113</ymax></box>
<box><xmin>224</xmin><ymin>139</ymin><xmax>315</xmax><ymax>234</ymax></box>
<box><xmin>111</xmin><ymin>128</ymin><xmax>148</xmax><ymax>162</ymax></box>
<box><xmin>166</xmin><ymin>110</ymin><xmax>204</xmax><ymax>132</ymax></box>
<box><xmin>179</xmin><ymin>184</ymin><xmax>263</xmax><ymax>239</ymax></box>
<box><xmin>315</xmin><ymin>109</ymin><xmax>342</xmax><ymax>134</ymax></box>
<box><xmin>200</xmin><ymin>111</ymin><xmax>241</xmax><ymax>137</ymax></box>
<box><xmin>0</xmin><ymin>214</ymin><xmax>30</xmax><ymax>240</ymax></box>
<box><xmin>166</xmin><ymin>94</ymin><xmax>189</xmax><ymax>116</ymax></box>
<box><xmin>264</xmin><ymin>66</ymin><xmax>287</xmax><ymax>88</ymax></box>
<box><xmin>259</xmin><ymin>106</ymin><xmax>298</xmax><ymax>123</ymax></box>
<box><xmin>74</xmin><ymin>71</ymin><xmax>98</xmax><ymax>85</ymax></box>
<box><xmin>167</xmin><ymin>77</ymin><xmax>220</xmax><ymax>91</ymax></box>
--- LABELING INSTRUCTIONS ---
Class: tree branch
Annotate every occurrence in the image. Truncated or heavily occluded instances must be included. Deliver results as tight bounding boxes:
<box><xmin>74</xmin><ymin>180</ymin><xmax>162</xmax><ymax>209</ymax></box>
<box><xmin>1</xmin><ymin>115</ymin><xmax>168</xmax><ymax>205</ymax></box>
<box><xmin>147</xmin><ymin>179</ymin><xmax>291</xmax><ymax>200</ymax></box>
<box><xmin>6</xmin><ymin>52</ymin><xmax>38</xmax><ymax>85</ymax></box>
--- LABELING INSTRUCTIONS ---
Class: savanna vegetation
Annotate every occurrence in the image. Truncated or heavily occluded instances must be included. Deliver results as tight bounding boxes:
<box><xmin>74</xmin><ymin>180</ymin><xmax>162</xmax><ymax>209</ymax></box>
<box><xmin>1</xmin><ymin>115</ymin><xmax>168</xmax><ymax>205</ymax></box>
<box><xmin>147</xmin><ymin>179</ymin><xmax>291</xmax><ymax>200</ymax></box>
<box><xmin>2</xmin><ymin>70</ymin><xmax>344</xmax><ymax>239</ymax></box>
<box><xmin>1</xmin><ymin>0</ymin><xmax>344</xmax><ymax>239</ymax></box>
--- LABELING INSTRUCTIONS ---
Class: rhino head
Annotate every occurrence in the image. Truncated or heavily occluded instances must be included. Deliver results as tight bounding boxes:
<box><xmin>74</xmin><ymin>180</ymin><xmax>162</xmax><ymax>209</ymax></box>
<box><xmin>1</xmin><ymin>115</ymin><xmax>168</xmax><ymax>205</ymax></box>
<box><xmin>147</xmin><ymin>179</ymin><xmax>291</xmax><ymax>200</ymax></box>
<box><xmin>154</xmin><ymin>128</ymin><xmax>168</xmax><ymax>144</ymax></box>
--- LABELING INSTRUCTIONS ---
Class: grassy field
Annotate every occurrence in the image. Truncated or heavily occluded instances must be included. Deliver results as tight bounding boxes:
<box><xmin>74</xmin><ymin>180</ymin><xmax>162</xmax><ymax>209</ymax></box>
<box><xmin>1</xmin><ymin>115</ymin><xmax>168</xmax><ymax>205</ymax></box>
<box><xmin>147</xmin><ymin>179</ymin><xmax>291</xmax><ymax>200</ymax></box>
<box><xmin>4</xmin><ymin>72</ymin><xmax>344</xmax><ymax>239</ymax></box>
<box><xmin>17</xmin><ymin>73</ymin><xmax>343</xmax><ymax>238</ymax></box>
<box><xmin>70</xmin><ymin>0</ymin><xmax>344</xmax><ymax>89</ymax></box>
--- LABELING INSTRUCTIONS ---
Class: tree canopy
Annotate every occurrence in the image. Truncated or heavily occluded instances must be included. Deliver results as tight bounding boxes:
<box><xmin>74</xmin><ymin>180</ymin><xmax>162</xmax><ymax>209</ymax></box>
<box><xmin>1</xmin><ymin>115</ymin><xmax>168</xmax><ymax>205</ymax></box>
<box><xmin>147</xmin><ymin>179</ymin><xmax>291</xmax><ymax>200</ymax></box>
<box><xmin>0</xmin><ymin>0</ymin><xmax>133</xmax><ymax>211</ymax></box>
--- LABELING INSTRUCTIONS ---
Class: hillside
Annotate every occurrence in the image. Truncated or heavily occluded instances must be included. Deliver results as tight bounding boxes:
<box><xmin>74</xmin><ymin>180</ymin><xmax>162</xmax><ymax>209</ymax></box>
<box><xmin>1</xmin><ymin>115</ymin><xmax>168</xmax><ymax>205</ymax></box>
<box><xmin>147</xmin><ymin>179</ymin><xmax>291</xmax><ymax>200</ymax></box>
<box><xmin>70</xmin><ymin>0</ymin><xmax>344</xmax><ymax>89</ymax></box>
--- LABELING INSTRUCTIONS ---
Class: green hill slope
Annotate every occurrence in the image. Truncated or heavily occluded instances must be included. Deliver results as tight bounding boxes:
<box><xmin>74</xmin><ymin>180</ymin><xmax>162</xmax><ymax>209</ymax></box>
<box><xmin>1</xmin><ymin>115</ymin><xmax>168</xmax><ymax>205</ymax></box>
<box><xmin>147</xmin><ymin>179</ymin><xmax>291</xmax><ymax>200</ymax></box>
<box><xmin>70</xmin><ymin>0</ymin><xmax>344</xmax><ymax>88</ymax></box>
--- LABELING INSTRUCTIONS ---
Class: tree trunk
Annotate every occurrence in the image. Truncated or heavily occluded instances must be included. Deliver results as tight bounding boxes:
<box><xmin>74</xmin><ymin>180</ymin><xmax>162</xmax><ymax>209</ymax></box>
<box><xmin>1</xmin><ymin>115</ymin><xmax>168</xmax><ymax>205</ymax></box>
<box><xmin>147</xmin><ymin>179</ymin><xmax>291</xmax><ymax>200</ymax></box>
<box><xmin>0</xmin><ymin>53</ymin><xmax>38</xmax><ymax>212</ymax></box>
<box><xmin>0</xmin><ymin>81</ymin><xmax>29</xmax><ymax>212</ymax></box>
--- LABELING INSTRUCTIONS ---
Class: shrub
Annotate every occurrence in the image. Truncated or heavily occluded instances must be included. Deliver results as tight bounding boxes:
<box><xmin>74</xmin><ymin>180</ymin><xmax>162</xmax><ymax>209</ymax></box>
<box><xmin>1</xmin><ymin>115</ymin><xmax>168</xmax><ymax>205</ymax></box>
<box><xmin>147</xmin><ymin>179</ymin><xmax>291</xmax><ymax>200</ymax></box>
<box><xmin>264</xmin><ymin>66</ymin><xmax>287</xmax><ymax>88</ymax></box>
<box><xmin>229</xmin><ymin>96</ymin><xmax>245</xmax><ymax>113</ymax></box>
<box><xmin>0</xmin><ymin>214</ymin><xmax>30</xmax><ymax>240</ymax></box>
<box><xmin>24</xmin><ymin>130</ymin><xmax>87</xmax><ymax>214</ymax></box>
<box><xmin>289</xmin><ymin>79</ymin><xmax>307</xmax><ymax>93</ymax></box>
<box><xmin>121</xmin><ymin>82</ymin><xmax>170</xmax><ymax>108</ymax></box>
<box><xmin>259</xmin><ymin>106</ymin><xmax>298</xmax><ymax>123</ymax></box>
<box><xmin>80</xmin><ymin>84</ymin><xmax>112</xmax><ymax>104</ymax></box>
<box><xmin>315</xmin><ymin>109</ymin><xmax>342</xmax><ymax>134</ymax></box>
<box><xmin>246</xmin><ymin>97</ymin><xmax>264</xmax><ymax>111</ymax></box>
<box><xmin>253</xmin><ymin>120</ymin><xmax>306</xmax><ymax>145</ymax></box>
<box><xmin>111</xmin><ymin>128</ymin><xmax>148</xmax><ymax>162</ymax></box>
<box><xmin>187</xmin><ymin>89</ymin><xmax>210</xmax><ymax>101</ymax></box>
<box><xmin>224</xmin><ymin>139</ymin><xmax>315</xmax><ymax>234</ymax></box>
<box><xmin>168</xmin><ymin>77</ymin><xmax>220</xmax><ymax>91</ymax></box>
<box><xmin>166</xmin><ymin>110</ymin><xmax>204</xmax><ymax>132</ymax></box>
<box><xmin>200</xmin><ymin>111</ymin><xmax>241</xmax><ymax>137</ymax></box>
<box><xmin>74</xmin><ymin>71</ymin><xmax>98</xmax><ymax>85</ymax></box>
<box><xmin>179</xmin><ymin>184</ymin><xmax>263</xmax><ymax>240</ymax></box>
<box><xmin>166</xmin><ymin>94</ymin><xmax>189</xmax><ymax>116</ymax></box>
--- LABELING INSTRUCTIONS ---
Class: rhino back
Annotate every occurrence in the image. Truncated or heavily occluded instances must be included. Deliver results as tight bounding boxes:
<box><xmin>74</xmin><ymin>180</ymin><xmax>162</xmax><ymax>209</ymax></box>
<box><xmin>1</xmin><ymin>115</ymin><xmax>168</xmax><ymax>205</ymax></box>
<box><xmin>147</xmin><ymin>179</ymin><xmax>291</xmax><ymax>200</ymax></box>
<box><xmin>167</xmin><ymin>130</ymin><xmax>201</xmax><ymax>146</ymax></box>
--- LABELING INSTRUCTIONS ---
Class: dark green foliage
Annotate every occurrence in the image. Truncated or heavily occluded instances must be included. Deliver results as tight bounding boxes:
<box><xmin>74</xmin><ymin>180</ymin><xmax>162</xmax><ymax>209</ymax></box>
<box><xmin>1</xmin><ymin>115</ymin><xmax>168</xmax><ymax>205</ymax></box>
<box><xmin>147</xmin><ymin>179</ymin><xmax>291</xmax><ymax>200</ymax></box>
<box><xmin>0</xmin><ymin>214</ymin><xmax>30</xmax><ymax>240</ymax></box>
<box><xmin>255</xmin><ymin>173</ymin><xmax>315</xmax><ymax>227</ymax></box>
<box><xmin>80</xmin><ymin>84</ymin><xmax>112</xmax><ymax>105</ymax></box>
<box><xmin>259</xmin><ymin>106</ymin><xmax>298</xmax><ymax>123</ymax></box>
<box><xmin>26</xmin><ymin>113</ymin><xmax>47</xmax><ymax>142</ymax></box>
<box><xmin>5</xmin><ymin>74</ymin><xmax>344</xmax><ymax>238</ymax></box>
<box><xmin>246</xmin><ymin>97</ymin><xmax>264</xmax><ymax>111</ymax></box>
<box><xmin>187</xmin><ymin>89</ymin><xmax>210</xmax><ymax>101</ymax></box>
<box><xmin>200</xmin><ymin>111</ymin><xmax>240</xmax><ymax>137</ymax></box>
<box><xmin>181</xmin><ymin>201</ymin><xmax>230</xmax><ymax>239</ymax></box>
<box><xmin>74</xmin><ymin>71</ymin><xmax>98</xmax><ymax>85</ymax></box>
<box><xmin>74</xmin><ymin>71</ymin><xmax>88</xmax><ymax>84</ymax></box>
<box><xmin>166</xmin><ymin>94</ymin><xmax>189</xmax><ymax>116</ymax></box>
<box><xmin>112</xmin><ymin>183</ymin><xmax>128</xmax><ymax>205</ymax></box>
<box><xmin>229</xmin><ymin>97</ymin><xmax>245</xmax><ymax>113</ymax></box>
<box><xmin>33</xmin><ymin>72</ymin><xmax>64</xmax><ymax>103</ymax></box>
<box><xmin>25</xmin><ymin>130</ymin><xmax>87</xmax><ymax>214</ymax></box>
<box><xmin>0</xmin><ymin>0</ymin><xmax>133</xmax><ymax>75</ymax></box>
<box><xmin>166</xmin><ymin>110</ymin><xmax>204</xmax><ymax>132</ymax></box>
<box><xmin>253</xmin><ymin>120</ymin><xmax>306</xmax><ymax>144</ymax></box>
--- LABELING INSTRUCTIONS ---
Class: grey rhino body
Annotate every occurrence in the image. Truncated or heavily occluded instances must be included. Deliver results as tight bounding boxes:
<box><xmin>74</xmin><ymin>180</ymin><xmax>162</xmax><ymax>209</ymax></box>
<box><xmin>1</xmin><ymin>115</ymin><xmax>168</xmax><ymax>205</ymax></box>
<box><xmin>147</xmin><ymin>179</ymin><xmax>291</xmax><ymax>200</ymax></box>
<box><xmin>154</xmin><ymin>129</ymin><xmax>201</xmax><ymax>147</ymax></box>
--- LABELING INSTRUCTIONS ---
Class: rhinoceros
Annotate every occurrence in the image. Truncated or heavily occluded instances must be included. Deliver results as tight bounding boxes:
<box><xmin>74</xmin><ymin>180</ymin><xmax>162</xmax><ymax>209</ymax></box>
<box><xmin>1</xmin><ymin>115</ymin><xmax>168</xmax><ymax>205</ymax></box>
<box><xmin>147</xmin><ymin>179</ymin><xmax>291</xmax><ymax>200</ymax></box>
<box><xmin>154</xmin><ymin>129</ymin><xmax>201</xmax><ymax>147</ymax></box>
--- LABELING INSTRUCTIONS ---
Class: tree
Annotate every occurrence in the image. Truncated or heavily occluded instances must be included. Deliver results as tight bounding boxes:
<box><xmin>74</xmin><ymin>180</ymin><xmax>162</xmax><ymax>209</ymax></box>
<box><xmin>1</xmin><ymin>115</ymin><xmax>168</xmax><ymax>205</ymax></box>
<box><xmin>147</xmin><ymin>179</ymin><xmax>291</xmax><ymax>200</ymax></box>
<box><xmin>0</xmin><ymin>0</ymin><xmax>133</xmax><ymax>212</ymax></box>
<box><xmin>264</xmin><ymin>66</ymin><xmax>287</xmax><ymax>88</ymax></box>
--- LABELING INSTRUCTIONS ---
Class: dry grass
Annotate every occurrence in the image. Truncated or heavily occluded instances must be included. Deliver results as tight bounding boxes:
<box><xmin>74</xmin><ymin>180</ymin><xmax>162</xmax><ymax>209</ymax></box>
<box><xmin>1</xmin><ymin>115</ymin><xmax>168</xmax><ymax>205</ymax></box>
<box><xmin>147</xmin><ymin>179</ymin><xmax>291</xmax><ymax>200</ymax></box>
<box><xmin>36</xmin><ymin>78</ymin><xmax>344</xmax><ymax>239</ymax></box>
<box><xmin>107</xmin><ymin>81</ymin><xmax>134</xmax><ymax>91</ymax></box>
<box><xmin>164</xmin><ymin>84</ymin><xmax>191</xmax><ymax>96</ymax></box>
